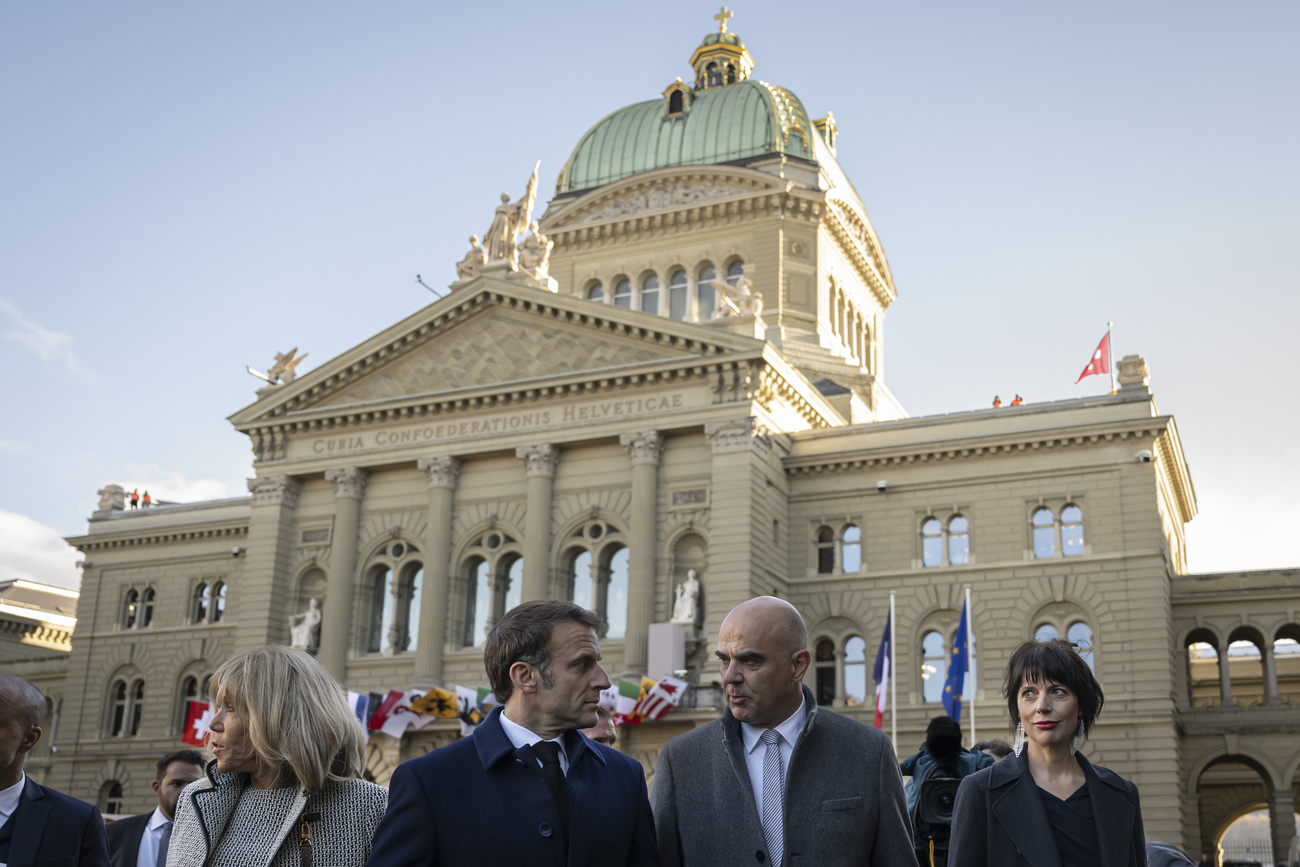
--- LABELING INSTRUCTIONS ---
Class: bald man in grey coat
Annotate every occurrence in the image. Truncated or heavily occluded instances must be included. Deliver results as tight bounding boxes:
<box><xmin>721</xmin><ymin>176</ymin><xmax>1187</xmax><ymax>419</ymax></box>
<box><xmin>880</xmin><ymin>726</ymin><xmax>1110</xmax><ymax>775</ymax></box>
<box><xmin>650</xmin><ymin>598</ymin><xmax>917</xmax><ymax>867</ymax></box>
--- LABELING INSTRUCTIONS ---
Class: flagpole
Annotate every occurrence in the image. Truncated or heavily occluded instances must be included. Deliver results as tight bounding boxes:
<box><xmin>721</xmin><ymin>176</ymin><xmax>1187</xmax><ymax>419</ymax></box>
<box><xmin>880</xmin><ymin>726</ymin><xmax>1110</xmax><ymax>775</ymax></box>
<box><xmin>965</xmin><ymin>583</ymin><xmax>975</xmax><ymax>745</ymax></box>
<box><xmin>1107</xmin><ymin>321</ymin><xmax>1116</xmax><ymax>395</ymax></box>
<box><xmin>889</xmin><ymin>590</ymin><xmax>898</xmax><ymax>755</ymax></box>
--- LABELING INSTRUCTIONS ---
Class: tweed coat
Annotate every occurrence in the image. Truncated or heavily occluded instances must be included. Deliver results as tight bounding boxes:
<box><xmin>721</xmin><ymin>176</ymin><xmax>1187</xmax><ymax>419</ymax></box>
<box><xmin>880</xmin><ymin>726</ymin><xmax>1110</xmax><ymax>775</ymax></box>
<box><xmin>167</xmin><ymin>760</ymin><xmax>387</xmax><ymax>867</ymax></box>
<box><xmin>650</xmin><ymin>685</ymin><xmax>919</xmax><ymax>867</ymax></box>
<box><xmin>948</xmin><ymin>751</ymin><xmax>1147</xmax><ymax>867</ymax></box>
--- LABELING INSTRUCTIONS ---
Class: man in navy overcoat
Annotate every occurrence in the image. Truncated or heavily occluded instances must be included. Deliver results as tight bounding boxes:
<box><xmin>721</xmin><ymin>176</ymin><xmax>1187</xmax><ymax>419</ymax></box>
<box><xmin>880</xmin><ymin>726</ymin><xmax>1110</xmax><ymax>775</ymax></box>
<box><xmin>367</xmin><ymin>600</ymin><xmax>660</xmax><ymax>866</ymax></box>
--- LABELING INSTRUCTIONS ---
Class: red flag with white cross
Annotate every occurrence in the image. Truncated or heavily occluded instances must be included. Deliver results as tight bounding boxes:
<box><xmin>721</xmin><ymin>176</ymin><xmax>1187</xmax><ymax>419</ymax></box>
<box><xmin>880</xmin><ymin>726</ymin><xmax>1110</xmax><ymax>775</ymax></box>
<box><xmin>1075</xmin><ymin>332</ymin><xmax>1111</xmax><ymax>384</ymax></box>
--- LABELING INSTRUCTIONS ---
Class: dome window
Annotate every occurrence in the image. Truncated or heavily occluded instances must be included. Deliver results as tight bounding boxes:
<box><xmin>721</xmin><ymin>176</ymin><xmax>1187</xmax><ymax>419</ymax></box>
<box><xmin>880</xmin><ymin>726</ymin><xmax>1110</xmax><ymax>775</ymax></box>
<box><xmin>669</xmin><ymin>90</ymin><xmax>684</xmax><ymax>114</ymax></box>
<box><xmin>662</xmin><ymin>79</ymin><xmax>693</xmax><ymax>119</ymax></box>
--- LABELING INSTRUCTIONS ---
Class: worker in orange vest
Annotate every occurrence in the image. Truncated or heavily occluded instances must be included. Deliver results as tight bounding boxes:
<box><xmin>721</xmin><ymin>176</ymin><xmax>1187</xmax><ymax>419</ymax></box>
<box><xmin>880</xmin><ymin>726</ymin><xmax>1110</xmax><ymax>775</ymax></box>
<box><xmin>141</xmin><ymin>491</ymin><xmax>151</xmax><ymax>508</ymax></box>
<box><xmin>1011</xmin><ymin>395</ymin><xmax>1023</xmax><ymax>406</ymax></box>
<box><xmin>129</xmin><ymin>489</ymin><xmax>140</xmax><ymax>509</ymax></box>
<box><xmin>992</xmin><ymin>396</ymin><xmax>1002</xmax><ymax>408</ymax></box>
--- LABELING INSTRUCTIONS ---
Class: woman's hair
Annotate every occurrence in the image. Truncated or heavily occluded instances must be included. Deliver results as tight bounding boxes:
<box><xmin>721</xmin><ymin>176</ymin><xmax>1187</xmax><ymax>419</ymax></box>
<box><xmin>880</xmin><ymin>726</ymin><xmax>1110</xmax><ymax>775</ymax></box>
<box><xmin>208</xmin><ymin>645</ymin><xmax>366</xmax><ymax>791</ymax></box>
<box><xmin>1002</xmin><ymin>638</ymin><xmax>1104</xmax><ymax>733</ymax></box>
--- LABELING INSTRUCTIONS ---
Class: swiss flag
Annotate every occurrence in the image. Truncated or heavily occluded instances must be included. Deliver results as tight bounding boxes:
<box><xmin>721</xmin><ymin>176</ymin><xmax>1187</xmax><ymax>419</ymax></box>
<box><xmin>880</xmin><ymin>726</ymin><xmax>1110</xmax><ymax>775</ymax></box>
<box><xmin>1075</xmin><ymin>332</ymin><xmax>1111</xmax><ymax>384</ymax></box>
<box><xmin>182</xmin><ymin>700</ymin><xmax>212</xmax><ymax>746</ymax></box>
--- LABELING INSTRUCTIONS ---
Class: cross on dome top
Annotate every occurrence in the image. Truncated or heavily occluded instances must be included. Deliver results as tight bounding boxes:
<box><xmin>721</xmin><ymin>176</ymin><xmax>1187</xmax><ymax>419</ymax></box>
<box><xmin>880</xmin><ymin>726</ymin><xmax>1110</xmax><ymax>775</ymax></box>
<box><xmin>714</xmin><ymin>6</ymin><xmax>733</xmax><ymax>33</ymax></box>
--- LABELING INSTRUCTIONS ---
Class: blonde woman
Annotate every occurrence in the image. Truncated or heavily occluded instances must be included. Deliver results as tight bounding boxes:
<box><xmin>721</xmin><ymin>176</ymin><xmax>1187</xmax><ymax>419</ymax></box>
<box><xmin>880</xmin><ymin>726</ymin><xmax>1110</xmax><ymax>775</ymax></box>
<box><xmin>168</xmin><ymin>646</ymin><xmax>386</xmax><ymax>867</ymax></box>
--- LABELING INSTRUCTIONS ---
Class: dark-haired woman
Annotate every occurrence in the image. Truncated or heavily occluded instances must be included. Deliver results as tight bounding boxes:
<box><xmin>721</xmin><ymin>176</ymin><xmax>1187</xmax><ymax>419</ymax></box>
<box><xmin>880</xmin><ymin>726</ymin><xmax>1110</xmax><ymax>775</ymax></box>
<box><xmin>948</xmin><ymin>639</ymin><xmax>1147</xmax><ymax>867</ymax></box>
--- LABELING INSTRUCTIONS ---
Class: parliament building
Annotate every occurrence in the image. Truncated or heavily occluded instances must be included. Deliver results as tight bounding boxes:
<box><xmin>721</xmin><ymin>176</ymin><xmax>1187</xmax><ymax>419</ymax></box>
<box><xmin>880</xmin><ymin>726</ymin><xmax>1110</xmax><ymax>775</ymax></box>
<box><xmin>6</xmin><ymin>17</ymin><xmax>1298</xmax><ymax>863</ymax></box>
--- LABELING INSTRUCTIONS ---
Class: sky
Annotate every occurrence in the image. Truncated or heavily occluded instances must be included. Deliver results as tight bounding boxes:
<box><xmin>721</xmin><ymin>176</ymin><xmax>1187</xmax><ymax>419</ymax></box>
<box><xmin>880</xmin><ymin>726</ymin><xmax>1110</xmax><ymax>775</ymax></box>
<box><xmin>2</xmin><ymin>1</ymin><xmax>1296</xmax><ymax>591</ymax></box>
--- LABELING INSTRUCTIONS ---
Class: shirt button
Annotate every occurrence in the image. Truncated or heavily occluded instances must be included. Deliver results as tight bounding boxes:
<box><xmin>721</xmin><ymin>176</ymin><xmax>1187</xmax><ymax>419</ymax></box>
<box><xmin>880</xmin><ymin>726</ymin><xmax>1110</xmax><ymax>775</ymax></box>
<box><xmin>539</xmin><ymin>823</ymin><xmax>553</xmax><ymax>838</ymax></box>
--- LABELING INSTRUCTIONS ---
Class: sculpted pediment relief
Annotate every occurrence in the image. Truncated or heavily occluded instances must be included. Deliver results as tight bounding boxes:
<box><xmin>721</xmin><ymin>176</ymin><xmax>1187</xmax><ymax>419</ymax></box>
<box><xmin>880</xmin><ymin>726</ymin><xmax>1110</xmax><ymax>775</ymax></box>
<box><xmin>543</xmin><ymin>167</ymin><xmax>781</xmax><ymax>230</ymax></box>
<box><xmin>310</xmin><ymin>306</ymin><xmax>695</xmax><ymax>409</ymax></box>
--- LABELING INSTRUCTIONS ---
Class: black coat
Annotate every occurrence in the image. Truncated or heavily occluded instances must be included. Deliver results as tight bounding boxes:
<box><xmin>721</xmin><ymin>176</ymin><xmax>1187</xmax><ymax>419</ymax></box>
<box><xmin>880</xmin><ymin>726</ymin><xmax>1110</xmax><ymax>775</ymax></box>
<box><xmin>5</xmin><ymin>775</ymin><xmax>110</xmax><ymax>867</ymax></box>
<box><xmin>105</xmin><ymin>811</ymin><xmax>150</xmax><ymax>867</ymax></box>
<box><xmin>948</xmin><ymin>751</ymin><xmax>1147</xmax><ymax>867</ymax></box>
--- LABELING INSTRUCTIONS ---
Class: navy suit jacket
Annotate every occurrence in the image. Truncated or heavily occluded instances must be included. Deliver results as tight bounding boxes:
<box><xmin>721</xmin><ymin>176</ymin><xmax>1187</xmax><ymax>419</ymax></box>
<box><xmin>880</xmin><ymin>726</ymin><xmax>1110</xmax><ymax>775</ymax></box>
<box><xmin>367</xmin><ymin>707</ymin><xmax>660</xmax><ymax>867</ymax></box>
<box><xmin>5</xmin><ymin>775</ymin><xmax>110</xmax><ymax>867</ymax></box>
<box><xmin>105</xmin><ymin>811</ymin><xmax>150</xmax><ymax>867</ymax></box>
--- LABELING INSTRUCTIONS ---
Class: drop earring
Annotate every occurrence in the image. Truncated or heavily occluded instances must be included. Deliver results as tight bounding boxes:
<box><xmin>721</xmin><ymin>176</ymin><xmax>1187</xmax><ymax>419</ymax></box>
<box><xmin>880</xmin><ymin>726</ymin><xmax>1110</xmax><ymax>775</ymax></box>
<box><xmin>1013</xmin><ymin>722</ymin><xmax>1027</xmax><ymax>757</ymax></box>
<box><xmin>1070</xmin><ymin>720</ymin><xmax>1085</xmax><ymax>756</ymax></box>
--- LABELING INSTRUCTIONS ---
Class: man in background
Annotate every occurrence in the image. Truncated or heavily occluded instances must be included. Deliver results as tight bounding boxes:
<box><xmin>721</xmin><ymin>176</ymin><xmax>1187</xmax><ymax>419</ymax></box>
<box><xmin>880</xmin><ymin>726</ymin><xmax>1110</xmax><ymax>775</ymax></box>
<box><xmin>900</xmin><ymin>716</ymin><xmax>995</xmax><ymax>815</ymax></box>
<box><xmin>581</xmin><ymin>706</ymin><xmax>617</xmax><ymax>747</ymax></box>
<box><xmin>0</xmin><ymin>674</ymin><xmax>109</xmax><ymax>866</ymax></box>
<box><xmin>971</xmin><ymin>739</ymin><xmax>1011</xmax><ymax>762</ymax></box>
<box><xmin>107</xmin><ymin>750</ymin><xmax>205</xmax><ymax>867</ymax></box>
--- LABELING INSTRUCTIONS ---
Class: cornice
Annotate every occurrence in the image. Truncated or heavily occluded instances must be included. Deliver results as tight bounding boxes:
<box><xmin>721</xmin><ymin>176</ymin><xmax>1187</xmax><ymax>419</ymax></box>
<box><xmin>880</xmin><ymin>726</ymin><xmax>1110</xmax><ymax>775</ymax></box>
<box><xmin>68</xmin><ymin>522</ymin><xmax>249</xmax><ymax>553</ymax></box>
<box><xmin>1153</xmin><ymin>418</ymin><xmax>1197</xmax><ymax>525</ymax></box>
<box><xmin>823</xmin><ymin>195</ymin><xmax>894</xmax><ymax>309</ymax></box>
<box><xmin>782</xmin><ymin>417</ymin><xmax>1174</xmax><ymax>475</ymax></box>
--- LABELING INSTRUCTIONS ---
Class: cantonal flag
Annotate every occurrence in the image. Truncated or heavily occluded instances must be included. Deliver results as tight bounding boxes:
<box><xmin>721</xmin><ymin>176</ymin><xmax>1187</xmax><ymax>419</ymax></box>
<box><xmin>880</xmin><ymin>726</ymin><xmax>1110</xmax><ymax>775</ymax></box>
<box><xmin>613</xmin><ymin>678</ymin><xmax>646</xmax><ymax>725</ymax></box>
<box><xmin>872</xmin><ymin>613</ymin><xmax>891</xmax><ymax>730</ymax></box>
<box><xmin>1075</xmin><ymin>332</ymin><xmax>1111</xmax><ymax>384</ymax></box>
<box><xmin>636</xmin><ymin>676</ymin><xmax>688</xmax><ymax>721</ymax></box>
<box><xmin>182</xmin><ymin>700</ymin><xmax>212</xmax><ymax>746</ymax></box>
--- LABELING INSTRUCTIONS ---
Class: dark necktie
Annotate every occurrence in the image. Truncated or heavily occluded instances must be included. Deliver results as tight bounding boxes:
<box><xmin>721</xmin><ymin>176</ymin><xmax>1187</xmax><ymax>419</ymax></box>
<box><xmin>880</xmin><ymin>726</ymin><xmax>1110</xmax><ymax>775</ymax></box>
<box><xmin>156</xmin><ymin>820</ymin><xmax>173</xmax><ymax>867</ymax></box>
<box><xmin>531</xmin><ymin>740</ymin><xmax>569</xmax><ymax>849</ymax></box>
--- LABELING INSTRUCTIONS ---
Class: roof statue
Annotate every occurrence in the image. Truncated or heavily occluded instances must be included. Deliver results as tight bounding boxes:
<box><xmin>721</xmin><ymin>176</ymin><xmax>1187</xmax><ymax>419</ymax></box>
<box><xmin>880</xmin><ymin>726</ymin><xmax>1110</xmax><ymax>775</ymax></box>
<box><xmin>516</xmin><ymin>221</ymin><xmax>554</xmax><ymax>282</ymax></box>
<box><xmin>710</xmin><ymin>272</ymin><xmax>763</xmax><ymax>318</ymax></box>
<box><xmin>455</xmin><ymin>235</ymin><xmax>488</xmax><ymax>281</ymax></box>
<box><xmin>246</xmin><ymin>347</ymin><xmax>308</xmax><ymax>388</ymax></box>
<box><xmin>484</xmin><ymin>161</ymin><xmax>540</xmax><ymax>264</ymax></box>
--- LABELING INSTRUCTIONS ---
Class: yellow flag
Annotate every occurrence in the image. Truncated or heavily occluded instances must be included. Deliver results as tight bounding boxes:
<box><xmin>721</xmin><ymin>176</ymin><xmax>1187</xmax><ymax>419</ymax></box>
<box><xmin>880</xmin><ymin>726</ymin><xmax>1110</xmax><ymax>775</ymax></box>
<box><xmin>410</xmin><ymin>687</ymin><xmax>460</xmax><ymax>719</ymax></box>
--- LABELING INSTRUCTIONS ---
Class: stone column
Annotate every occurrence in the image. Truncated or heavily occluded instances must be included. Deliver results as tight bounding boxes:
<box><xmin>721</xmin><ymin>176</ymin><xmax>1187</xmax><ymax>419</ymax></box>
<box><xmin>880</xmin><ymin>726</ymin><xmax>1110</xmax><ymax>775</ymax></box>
<box><xmin>704</xmin><ymin>416</ymin><xmax>772</xmax><ymax>638</ymax></box>
<box><xmin>516</xmin><ymin>444</ymin><xmax>559</xmax><ymax>603</ymax></box>
<box><xmin>318</xmin><ymin>467</ymin><xmax>367</xmax><ymax>683</ymax></box>
<box><xmin>1262</xmin><ymin>641</ymin><xmax>1280</xmax><ymax>705</ymax></box>
<box><xmin>619</xmin><ymin>431</ymin><xmax>662</xmax><ymax>677</ymax></box>
<box><xmin>413</xmin><ymin>456</ymin><xmax>460</xmax><ymax>687</ymax></box>
<box><xmin>1217</xmin><ymin>643</ymin><xmax>1234</xmax><ymax>707</ymax></box>
<box><xmin>1269</xmin><ymin>789</ymin><xmax>1296</xmax><ymax>867</ymax></box>
<box><xmin>236</xmin><ymin>476</ymin><xmax>300</xmax><ymax>651</ymax></box>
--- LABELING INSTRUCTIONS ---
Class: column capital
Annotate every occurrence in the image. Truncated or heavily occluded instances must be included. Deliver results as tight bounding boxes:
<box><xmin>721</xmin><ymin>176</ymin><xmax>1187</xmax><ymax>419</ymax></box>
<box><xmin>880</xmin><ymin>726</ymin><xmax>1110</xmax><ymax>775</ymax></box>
<box><xmin>516</xmin><ymin>443</ymin><xmax>559</xmax><ymax>478</ymax></box>
<box><xmin>246</xmin><ymin>475</ymin><xmax>300</xmax><ymax>508</ymax></box>
<box><xmin>417</xmin><ymin>455</ymin><xmax>461</xmax><ymax>489</ymax></box>
<box><xmin>619</xmin><ymin>430</ymin><xmax>663</xmax><ymax>466</ymax></box>
<box><xmin>324</xmin><ymin>467</ymin><xmax>367</xmax><ymax>500</ymax></box>
<box><xmin>704</xmin><ymin>416</ymin><xmax>772</xmax><ymax>455</ymax></box>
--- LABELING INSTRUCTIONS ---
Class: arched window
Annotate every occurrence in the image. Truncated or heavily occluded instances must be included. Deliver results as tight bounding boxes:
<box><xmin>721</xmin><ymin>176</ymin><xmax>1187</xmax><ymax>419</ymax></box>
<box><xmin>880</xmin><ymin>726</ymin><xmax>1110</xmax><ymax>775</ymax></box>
<box><xmin>368</xmin><ymin>566</ymin><xmax>393</xmax><ymax>653</ymax></box>
<box><xmin>668</xmin><ymin>90</ymin><xmax>684</xmax><ymax>114</ymax></box>
<box><xmin>816</xmin><ymin>526</ymin><xmax>835</xmax><ymax>574</ymax></box>
<box><xmin>129</xmin><ymin>680</ymin><xmax>145</xmax><ymax>736</ymax></box>
<box><xmin>613</xmin><ymin>278</ymin><xmax>632</xmax><ymax>309</ymax></box>
<box><xmin>563</xmin><ymin>519</ymin><xmax>628</xmax><ymax>638</ymax></box>
<box><xmin>569</xmin><ymin>550</ymin><xmax>594</xmax><ymax>611</ymax></box>
<box><xmin>697</xmin><ymin>264</ymin><xmax>716</xmax><ymax>320</ymax></box>
<box><xmin>922</xmin><ymin>631</ymin><xmax>947</xmax><ymax>703</ymax></box>
<box><xmin>140</xmin><ymin>588</ymin><xmax>154</xmax><ymax>627</ymax></box>
<box><xmin>1186</xmin><ymin>635</ymin><xmax>1220</xmax><ymax>707</ymax></box>
<box><xmin>706</xmin><ymin>61</ymin><xmax>720</xmax><ymax>86</ymax></box>
<box><xmin>1061</xmin><ymin>505</ymin><xmax>1084</xmax><ymax>556</ymax></box>
<box><xmin>500</xmin><ymin>556</ymin><xmax>523</xmax><ymax>618</ymax></box>
<box><xmin>399</xmin><ymin>564</ymin><xmax>423</xmax><ymax>653</ymax></box>
<box><xmin>726</xmin><ymin>63</ymin><xmax>736</xmax><ymax>84</ymax></box>
<box><xmin>921</xmin><ymin>518</ymin><xmax>943</xmax><ymax>568</ymax></box>
<box><xmin>122</xmin><ymin>590</ymin><xmax>139</xmax><ymax>629</ymax></box>
<box><xmin>178</xmin><ymin>675</ymin><xmax>200</xmax><ymax>732</ymax></box>
<box><xmin>829</xmin><ymin>287</ymin><xmax>839</xmax><ymax>335</ymax></box>
<box><xmin>843</xmin><ymin>636</ymin><xmax>867</xmax><ymax>705</ymax></box>
<box><xmin>669</xmin><ymin>269</ymin><xmax>688</xmax><ymax>320</ymax></box>
<box><xmin>193</xmin><ymin>583</ymin><xmax>209</xmax><ymax>624</ymax></box>
<box><xmin>641</xmin><ymin>274</ymin><xmax>660</xmax><ymax>314</ymax></box>
<box><xmin>603</xmin><ymin>546</ymin><xmax>629</xmax><ymax>639</ymax></box>
<box><xmin>726</xmin><ymin>259</ymin><xmax>744</xmax><ymax>287</ymax></box>
<box><xmin>586</xmin><ymin>281</ymin><xmax>605</xmax><ymax>302</ymax></box>
<box><xmin>841</xmin><ymin>525</ymin><xmax>862</xmax><ymax>573</ymax></box>
<box><xmin>99</xmin><ymin>781</ymin><xmax>124</xmax><ymax>815</ymax></box>
<box><xmin>212</xmin><ymin>583</ymin><xmax>226</xmax><ymax>622</ymax></box>
<box><xmin>109</xmin><ymin>681</ymin><xmax>127</xmax><ymax>736</ymax></box>
<box><xmin>1032</xmin><ymin>507</ymin><xmax>1055</xmax><ymax>558</ymax></box>
<box><xmin>1035</xmin><ymin>623</ymin><xmax>1060</xmax><ymax>641</ymax></box>
<box><xmin>948</xmin><ymin>516</ymin><xmax>970</xmax><ymax>565</ymax></box>
<box><xmin>1067</xmin><ymin>621</ymin><xmax>1094</xmax><ymax>670</ymax></box>
<box><xmin>465</xmin><ymin>558</ymin><xmax>491</xmax><ymax>648</ymax></box>
<box><xmin>814</xmin><ymin>639</ymin><xmax>836</xmax><ymax>706</ymax></box>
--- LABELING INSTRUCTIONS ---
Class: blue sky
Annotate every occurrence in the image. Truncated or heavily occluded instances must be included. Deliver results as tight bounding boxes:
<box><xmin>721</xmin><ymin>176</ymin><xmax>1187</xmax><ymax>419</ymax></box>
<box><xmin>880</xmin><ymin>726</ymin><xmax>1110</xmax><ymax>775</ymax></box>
<box><xmin>2</xmin><ymin>1</ymin><xmax>1296</xmax><ymax>589</ymax></box>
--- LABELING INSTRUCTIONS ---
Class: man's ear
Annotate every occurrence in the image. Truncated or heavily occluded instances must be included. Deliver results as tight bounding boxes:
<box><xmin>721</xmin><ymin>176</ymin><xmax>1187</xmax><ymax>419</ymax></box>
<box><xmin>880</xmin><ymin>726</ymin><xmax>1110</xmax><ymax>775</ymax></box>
<box><xmin>152</xmin><ymin>779</ymin><xmax>163</xmax><ymax>797</ymax></box>
<box><xmin>790</xmin><ymin>648</ymin><xmax>812</xmax><ymax>683</ymax></box>
<box><xmin>509</xmin><ymin>661</ymin><xmax>540</xmax><ymax>696</ymax></box>
<box><xmin>18</xmin><ymin>726</ymin><xmax>42</xmax><ymax>755</ymax></box>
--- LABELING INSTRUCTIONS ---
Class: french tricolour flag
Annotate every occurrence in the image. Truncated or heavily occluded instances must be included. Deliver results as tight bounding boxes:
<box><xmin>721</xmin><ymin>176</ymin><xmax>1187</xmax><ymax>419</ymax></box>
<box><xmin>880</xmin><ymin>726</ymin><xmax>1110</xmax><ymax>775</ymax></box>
<box><xmin>872</xmin><ymin>613</ymin><xmax>891</xmax><ymax>730</ymax></box>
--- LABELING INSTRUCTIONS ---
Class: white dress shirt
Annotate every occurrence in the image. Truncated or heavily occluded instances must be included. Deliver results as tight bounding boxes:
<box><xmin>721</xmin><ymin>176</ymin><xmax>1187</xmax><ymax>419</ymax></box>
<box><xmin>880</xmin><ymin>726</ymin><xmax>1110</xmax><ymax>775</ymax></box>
<box><xmin>135</xmin><ymin>806</ymin><xmax>170</xmax><ymax>867</ymax></box>
<box><xmin>739</xmin><ymin>696</ymin><xmax>807</xmax><ymax>817</ymax></box>
<box><xmin>499</xmin><ymin>710</ymin><xmax>570</xmax><ymax>775</ymax></box>
<box><xmin>0</xmin><ymin>773</ymin><xmax>24</xmax><ymax>827</ymax></box>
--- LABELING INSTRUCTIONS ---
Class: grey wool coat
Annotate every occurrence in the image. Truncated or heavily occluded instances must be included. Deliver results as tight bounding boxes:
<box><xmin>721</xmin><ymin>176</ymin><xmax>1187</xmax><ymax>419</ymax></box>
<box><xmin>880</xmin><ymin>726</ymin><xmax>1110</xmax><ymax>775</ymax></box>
<box><xmin>167</xmin><ymin>760</ymin><xmax>387</xmax><ymax>867</ymax></box>
<box><xmin>650</xmin><ymin>685</ymin><xmax>919</xmax><ymax>867</ymax></box>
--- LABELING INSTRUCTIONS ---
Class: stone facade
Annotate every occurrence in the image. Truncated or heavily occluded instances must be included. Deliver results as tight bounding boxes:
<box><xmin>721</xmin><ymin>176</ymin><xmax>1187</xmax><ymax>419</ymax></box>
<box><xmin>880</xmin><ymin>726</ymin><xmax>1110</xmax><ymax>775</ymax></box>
<box><xmin>10</xmin><ymin>23</ymin><xmax>1296</xmax><ymax>863</ymax></box>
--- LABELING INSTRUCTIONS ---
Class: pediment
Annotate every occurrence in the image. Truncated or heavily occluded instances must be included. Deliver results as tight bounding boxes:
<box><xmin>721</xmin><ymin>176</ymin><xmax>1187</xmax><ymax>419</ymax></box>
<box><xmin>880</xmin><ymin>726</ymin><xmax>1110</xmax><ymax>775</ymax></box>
<box><xmin>230</xmin><ymin>276</ymin><xmax>765</xmax><ymax>427</ymax></box>
<box><xmin>542</xmin><ymin>165</ymin><xmax>784</xmax><ymax>231</ymax></box>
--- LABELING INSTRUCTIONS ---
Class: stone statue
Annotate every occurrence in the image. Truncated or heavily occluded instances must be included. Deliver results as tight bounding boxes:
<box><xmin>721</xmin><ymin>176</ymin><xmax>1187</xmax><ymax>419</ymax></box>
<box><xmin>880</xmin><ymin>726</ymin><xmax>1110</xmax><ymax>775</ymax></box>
<box><xmin>516</xmin><ymin>221</ymin><xmax>554</xmax><ymax>280</ymax></box>
<box><xmin>671</xmin><ymin>569</ymin><xmax>702</xmax><ymax>626</ymax></box>
<box><xmin>455</xmin><ymin>235</ymin><xmax>488</xmax><ymax>281</ymax></box>
<box><xmin>712</xmin><ymin>274</ymin><xmax>763</xmax><ymax>318</ymax></box>
<box><xmin>289</xmin><ymin>598</ymin><xmax>322</xmax><ymax>653</ymax></box>
<box><xmin>248</xmin><ymin>347</ymin><xmax>308</xmax><ymax>387</ymax></box>
<box><xmin>97</xmin><ymin>484</ymin><xmax>126</xmax><ymax>511</ymax></box>
<box><xmin>482</xmin><ymin>162</ymin><xmax>540</xmax><ymax>265</ymax></box>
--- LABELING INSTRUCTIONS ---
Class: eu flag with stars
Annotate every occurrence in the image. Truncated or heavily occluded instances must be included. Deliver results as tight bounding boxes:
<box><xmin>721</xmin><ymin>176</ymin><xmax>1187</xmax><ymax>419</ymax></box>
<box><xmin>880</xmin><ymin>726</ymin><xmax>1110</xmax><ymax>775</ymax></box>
<box><xmin>943</xmin><ymin>600</ymin><xmax>969</xmax><ymax>721</ymax></box>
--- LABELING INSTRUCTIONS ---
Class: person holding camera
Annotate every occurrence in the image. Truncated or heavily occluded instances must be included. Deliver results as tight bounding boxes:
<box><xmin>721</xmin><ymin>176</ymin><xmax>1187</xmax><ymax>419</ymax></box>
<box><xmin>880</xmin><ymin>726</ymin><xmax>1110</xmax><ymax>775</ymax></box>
<box><xmin>902</xmin><ymin>716</ymin><xmax>993</xmax><ymax>866</ymax></box>
<box><xmin>948</xmin><ymin>638</ymin><xmax>1147</xmax><ymax>867</ymax></box>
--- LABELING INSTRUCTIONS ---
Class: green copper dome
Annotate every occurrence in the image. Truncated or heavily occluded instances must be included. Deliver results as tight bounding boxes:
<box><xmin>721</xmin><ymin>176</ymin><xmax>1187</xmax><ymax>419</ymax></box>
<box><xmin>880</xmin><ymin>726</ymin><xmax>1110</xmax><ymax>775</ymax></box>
<box><xmin>556</xmin><ymin>79</ymin><xmax>816</xmax><ymax>195</ymax></box>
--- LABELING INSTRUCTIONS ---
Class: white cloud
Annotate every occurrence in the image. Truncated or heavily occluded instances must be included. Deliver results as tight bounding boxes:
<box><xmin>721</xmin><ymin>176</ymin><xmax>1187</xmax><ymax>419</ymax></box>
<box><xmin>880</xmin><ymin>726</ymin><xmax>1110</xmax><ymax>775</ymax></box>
<box><xmin>119</xmin><ymin>467</ymin><xmax>230</xmax><ymax>504</ymax></box>
<box><xmin>0</xmin><ymin>297</ymin><xmax>81</xmax><ymax>371</ymax></box>
<box><xmin>0</xmin><ymin>509</ymin><xmax>81</xmax><ymax>591</ymax></box>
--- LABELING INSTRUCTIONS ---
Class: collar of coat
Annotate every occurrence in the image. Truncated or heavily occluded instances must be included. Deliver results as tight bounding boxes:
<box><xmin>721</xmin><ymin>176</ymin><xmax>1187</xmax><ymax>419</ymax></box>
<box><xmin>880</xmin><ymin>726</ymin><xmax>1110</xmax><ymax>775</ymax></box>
<box><xmin>187</xmin><ymin>759</ymin><xmax>311</xmax><ymax>867</ymax></box>
<box><xmin>987</xmin><ymin>750</ymin><xmax>1136</xmax><ymax>867</ymax></box>
<box><xmin>473</xmin><ymin>706</ymin><xmax>607</xmax><ymax>772</ymax></box>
